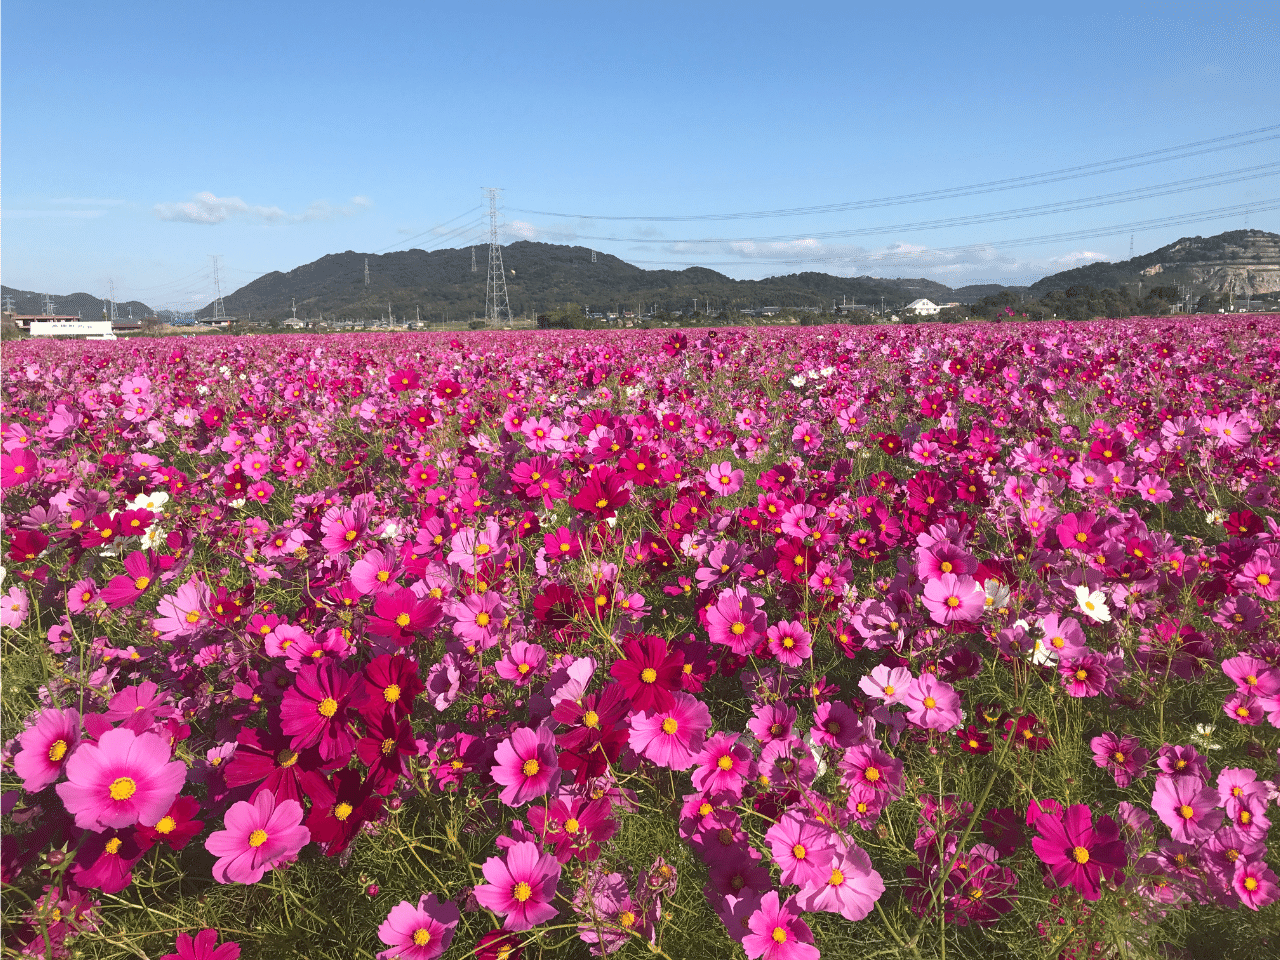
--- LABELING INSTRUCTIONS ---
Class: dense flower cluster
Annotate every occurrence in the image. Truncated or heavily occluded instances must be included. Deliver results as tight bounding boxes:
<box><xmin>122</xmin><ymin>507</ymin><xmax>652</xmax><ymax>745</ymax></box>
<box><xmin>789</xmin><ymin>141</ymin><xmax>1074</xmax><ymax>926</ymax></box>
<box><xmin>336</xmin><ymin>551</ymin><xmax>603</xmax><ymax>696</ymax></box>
<box><xmin>2</xmin><ymin>316</ymin><xmax>1278</xmax><ymax>957</ymax></box>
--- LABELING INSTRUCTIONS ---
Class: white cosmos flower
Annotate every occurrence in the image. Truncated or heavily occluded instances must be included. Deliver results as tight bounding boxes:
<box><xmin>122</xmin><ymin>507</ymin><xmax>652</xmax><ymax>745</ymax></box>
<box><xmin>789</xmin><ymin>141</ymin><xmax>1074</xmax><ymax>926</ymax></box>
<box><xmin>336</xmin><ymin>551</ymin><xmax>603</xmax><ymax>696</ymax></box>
<box><xmin>141</xmin><ymin>525</ymin><xmax>165</xmax><ymax>550</ymax></box>
<box><xmin>126</xmin><ymin>490</ymin><xmax>170</xmax><ymax>514</ymax></box>
<box><xmin>1075</xmin><ymin>584</ymin><xmax>1111</xmax><ymax>623</ymax></box>
<box><xmin>984</xmin><ymin>580</ymin><xmax>1011</xmax><ymax>613</ymax></box>
<box><xmin>789</xmin><ymin>374</ymin><xmax>807</xmax><ymax>388</ymax></box>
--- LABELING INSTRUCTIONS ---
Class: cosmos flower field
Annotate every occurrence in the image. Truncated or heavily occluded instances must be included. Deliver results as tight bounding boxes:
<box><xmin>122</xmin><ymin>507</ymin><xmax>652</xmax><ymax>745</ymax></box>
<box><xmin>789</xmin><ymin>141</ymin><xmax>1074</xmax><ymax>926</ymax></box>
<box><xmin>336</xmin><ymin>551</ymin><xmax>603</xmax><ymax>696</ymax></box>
<box><xmin>2</xmin><ymin>316</ymin><xmax>1279</xmax><ymax>959</ymax></box>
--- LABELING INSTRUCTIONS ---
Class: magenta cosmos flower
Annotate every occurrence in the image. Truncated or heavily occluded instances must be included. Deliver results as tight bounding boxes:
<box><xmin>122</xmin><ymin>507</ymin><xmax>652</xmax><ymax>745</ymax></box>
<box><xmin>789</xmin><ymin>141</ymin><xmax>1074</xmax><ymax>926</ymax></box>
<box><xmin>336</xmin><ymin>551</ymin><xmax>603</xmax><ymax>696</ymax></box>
<box><xmin>766</xmin><ymin>620</ymin><xmax>812</xmax><ymax>668</ymax></box>
<box><xmin>14</xmin><ymin>707</ymin><xmax>80</xmax><ymax>793</ymax></box>
<box><xmin>376</xmin><ymin>893</ymin><xmax>460</xmax><ymax>960</ymax></box>
<box><xmin>902</xmin><ymin>674</ymin><xmax>962</xmax><ymax>732</ymax></box>
<box><xmin>742</xmin><ymin>891</ymin><xmax>820</xmax><ymax>960</ymax></box>
<box><xmin>55</xmin><ymin>726</ymin><xmax>186</xmax><ymax>832</ymax></box>
<box><xmin>496</xmin><ymin>641</ymin><xmax>548</xmax><ymax>687</ymax></box>
<box><xmin>1030</xmin><ymin>803</ymin><xmax>1126</xmax><ymax>901</ymax></box>
<box><xmin>474</xmin><ymin>839</ymin><xmax>562</xmax><ymax>931</ymax></box>
<box><xmin>1089</xmin><ymin>732</ymin><xmax>1148</xmax><ymax>788</ymax></box>
<box><xmin>691</xmin><ymin>732</ymin><xmax>754</xmax><ymax>797</ymax></box>
<box><xmin>921</xmin><ymin>573</ymin><xmax>985</xmax><ymax>625</ymax></box>
<box><xmin>1151</xmin><ymin>777</ymin><xmax>1219</xmax><ymax>842</ymax></box>
<box><xmin>628</xmin><ymin>692</ymin><xmax>711</xmax><ymax>770</ymax></box>
<box><xmin>1234</xmin><ymin>860</ymin><xmax>1279</xmax><ymax>911</ymax></box>
<box><xmin>205</xmin><ymin>790</ymin><xmax>310</xmax><ymax>884</ymax></box>
<box><xmin>765</xmin><ymin>812</ymin><xmax>835</xmax><ymax>887</ymax></box>
<box><xmin>279</xmin><ymin>662</ymin><xmax>368</xmax><ymax>761</ymax></box>
<box><xmin>491</xmin><ymin>724</ymin><xmax>559</xmax><ymax>806</ymax></box>
<box><xmin>159</xmin><ymin>929</ymin><xmax>240</xmax><ymax>960</ymax></box>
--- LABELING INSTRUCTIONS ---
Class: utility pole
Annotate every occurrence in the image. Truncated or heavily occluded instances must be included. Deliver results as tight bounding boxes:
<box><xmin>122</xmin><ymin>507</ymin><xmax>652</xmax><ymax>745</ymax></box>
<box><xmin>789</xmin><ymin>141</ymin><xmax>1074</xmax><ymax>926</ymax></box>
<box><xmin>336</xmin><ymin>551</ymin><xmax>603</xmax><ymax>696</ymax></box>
<box><xmin>471</xmin><ymin>247</ymin><xmax>477</xmax><ymax>273</ymax></box>
<box><xmin>365</xmin><ymin>258</ymin><xmax>371</xmax><ymax>286</ymax></box>
<box><xmin>484</xmin><ymin>188</ymin><xmax>512</xmax><ymax>327</ymax></box>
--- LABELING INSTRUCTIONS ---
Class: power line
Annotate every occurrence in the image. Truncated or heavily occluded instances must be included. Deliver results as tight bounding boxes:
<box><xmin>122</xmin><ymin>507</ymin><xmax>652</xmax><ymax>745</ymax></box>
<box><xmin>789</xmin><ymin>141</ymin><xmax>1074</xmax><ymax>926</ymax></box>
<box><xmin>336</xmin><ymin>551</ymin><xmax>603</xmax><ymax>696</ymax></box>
<box><xmin>527</xmin><ymin>162</ymin><xmax>1280</xmax><ymax>246</ymax></box>
<box><xmin>514</xmin><ymin>124</ymin><xmax>1280</xmax><ymax>222</ymax></box>
<box><xmin>614</xmin><ymin>199</ymin><xmax>1280</xmax><ymax>269</ymax></box>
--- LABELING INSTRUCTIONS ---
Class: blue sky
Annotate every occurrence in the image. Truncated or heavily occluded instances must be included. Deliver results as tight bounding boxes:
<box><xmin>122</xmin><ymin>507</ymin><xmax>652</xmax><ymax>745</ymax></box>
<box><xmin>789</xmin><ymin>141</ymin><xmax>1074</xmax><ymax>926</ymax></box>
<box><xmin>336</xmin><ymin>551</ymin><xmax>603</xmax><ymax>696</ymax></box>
<box><xmin>3</xmin><ymin>1</ymin><xmax>1278</xmax><ymax>310</ymax></box>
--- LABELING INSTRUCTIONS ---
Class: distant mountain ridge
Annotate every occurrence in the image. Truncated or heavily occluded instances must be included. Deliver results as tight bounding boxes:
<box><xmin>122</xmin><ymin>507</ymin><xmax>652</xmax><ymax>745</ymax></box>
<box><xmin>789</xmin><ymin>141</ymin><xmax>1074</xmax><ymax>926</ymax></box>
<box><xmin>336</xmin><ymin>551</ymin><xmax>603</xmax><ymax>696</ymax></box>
<box><xmin>1</xmin><ymin>286</ymin><xmax>154</xmax><ymax>322</ymax></box>
<box><xmin>203</xmin><ymin>242</ymin><xmax>1027</xmax><ymax>323</ymax></box>
<box><xmin>9</xmin><ymin>229</ymin><xmax>1275</xmax><ymax>325</ymax></box>
<box><xmin>1028</xmin><ymin>229</ymin><xmax>1280</xmax><ymax>297</ymax></box>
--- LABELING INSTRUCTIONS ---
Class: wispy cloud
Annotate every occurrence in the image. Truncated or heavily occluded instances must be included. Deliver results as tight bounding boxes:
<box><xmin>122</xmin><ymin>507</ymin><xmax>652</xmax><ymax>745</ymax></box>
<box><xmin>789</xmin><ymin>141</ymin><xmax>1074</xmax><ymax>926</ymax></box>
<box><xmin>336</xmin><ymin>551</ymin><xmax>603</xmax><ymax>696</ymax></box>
<box><xmin>49</xmin><ymin>197</ymin><xmax>124</xmax><ymax>206</ymax></box>
<box><xmin>1047</xmin><ymin>250</ymin><xmax>1109</xmax><ymax>265</ymax></box>
<box><xmin>154</xmin><ymin>192</ymin><xmax>372</xmax><ymax>225</ymax></box>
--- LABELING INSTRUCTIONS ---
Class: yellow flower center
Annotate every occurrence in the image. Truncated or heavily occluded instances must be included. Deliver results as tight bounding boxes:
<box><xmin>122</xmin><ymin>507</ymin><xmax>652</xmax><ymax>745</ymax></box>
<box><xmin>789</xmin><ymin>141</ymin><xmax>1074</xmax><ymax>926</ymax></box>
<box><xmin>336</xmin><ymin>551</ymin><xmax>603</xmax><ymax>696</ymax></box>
<box><xmin>518</xmin><ymin>662</ymin><xmax>530</xmax><ymax>674</ymax></box>
<box><xmin>522</xmin><ymin>759</ymin><xmax>540</xmax><ymax>777</ymax></box>
<box><xmin>476</xmin><ymin>612</ymin><xmax>491</xmax><ymax>627</ymax></box>
<box><xmin>134</xmin><ymin>576</ymin><xmax>151</xmax><ymax>590</ymax></box>
<box><xmin>381</xmin><ymin>738</ymin><xmax>396</xmax><ymax>755</ymax></box>
<box><xmin>105</xmin><ymin>838</ymin><xmax>123</xmax><ymax>855</ymax></box>
<box><xmin>318</xmin><ymin>698</ymin><xmax>339</xmax><ymax>718</ymax></box>
<box><xmin>334</xmin><ymin>802</ymin><xmax>354</xmax><ymax>821</ymax></box>
<box><xmin>641</xmin><ymin>667</ymin><xmax>658</xmax><ymax>683</ymax></box>
<box><xmin>1245</xmin><ymin>877</ymin><xmax>1259</xmax><ymax>892</ymax></box>
<box><xmin>699</xmin><ymin>802</ymin><xmax>713</xmax><ymax>816</ymax></box>
<box><xmin>792</xmin><ymin>844</ymin><xmax>806</xmax><ymax>860</ymax></box>
<box><xmin>717</xmin><ymin>755</ymin><xmax>735</xmax><ymax>771</ymax></box>
<box><xmin>661</xmin><ymin>718</ymin><xmax>679</xmax><ymax>735</ymax></box>
<box><xmin>384</xmin><ymin>684</ymin><xmax>402</xmax><ymax>703</ymax></box>
<box><xmin>618</xmin><ymin>910</ymin><xmax>636</xmax><ymax>927</ymax></box>
<box><xmin>395</xmin><ymin>612</ymin><xmax>411</xmax><ymax>628</ymax></box>
<box><xmin>1073</xmin><ymin>846</ymin><xmax>1090</xmax><ymax>864</ymax></box>
<box><xmin>413</xmin><ymin>929</ymin><xmax>432</xmax><ymax>947</ymax></box>
<box><xmin>185</xmin><ymin>610</ymin><xmax>201</xmax><ymax>624</ymax></box>
<box><xmin>830</xmin><ymin>867</ymin><xmax>845</xmax><ymax>885</ymax></box>
<box><xmin>564</xmin><ymin>817</ymin><xmax>580</xmax><ymax>834</ymax></box>
<box><xmin>923</xmin><ymin>696</ymin><xmax>937</xmax><ymax>709</ymax></box>
<box><xmin>1179</xmin><ymin>805</ymin><xmax>1195</xmax><ymax>820</ymax></box>
<box><xmin>249</xmin><ymin>829</ymin><xmax>269</xmax><ymax>847</ymax></box>
<box><xmin>772</xmin><ymin>927</ymin><xmax>788</xmax><ymax>944</ymax></box>
<box><xmin>155</xmin><ymin>816</ymin><xmax>177</xmax><ymax>834</ymax></box>
<box><xmin>277</xmin><ymin>749</ymin><xmax>299</xmax><ymax>768</ymax></box>
<box><xmin>883</xmin><ymin>684</ymin><xmax>895</xmax><ymax>696</ymax></box>
<box><xmin>48</xmin><ymin>739</ymin><xmax>69</xmax><ymax>762</ymax></box>
<box><xmin>864</xmin><ymin>767</ymin><xmax>881</xmax><ymax>782</ymax></box>
<box><xmin>109</xmin><ymin>777</ymin><xmax>137</xmax><ymax>801</ymax></box>
<box><xmin>731</xmin><ymin>622</ymin><xmax>746</xmax><ymax>635</ymax></box>
<box><xmin>583</xmin><ymin>711</ymin><xmax>600</xmax><ymax>728</ymax></box>
<box><xmin>513</xmin><ymin>881</ymin><xmax>533</xmax><ymax>902</ymax></box>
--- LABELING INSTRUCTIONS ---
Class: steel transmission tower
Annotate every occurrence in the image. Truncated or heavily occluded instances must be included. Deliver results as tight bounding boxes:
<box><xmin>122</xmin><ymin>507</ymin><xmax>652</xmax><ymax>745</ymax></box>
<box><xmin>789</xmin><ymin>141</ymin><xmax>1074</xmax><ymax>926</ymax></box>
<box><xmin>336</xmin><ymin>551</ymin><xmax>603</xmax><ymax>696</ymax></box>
<box><xmin>484</xmin><ymin>188</ymin><xmax>511</xmax><ymax>327</ymax></box>
<box><xmin>365</xmin><ymin>258</ymin><xmax>370</xmax><ymax>286</ymax></box>
<box><xmin>471</xmin><ymin>247</ymin><xmax>477</xmax><ymax>273</ymax></box>
<box><xmin>210</xmin><ymin>256</ymin><xmax>226</xmax><ymax>322</ymax></box>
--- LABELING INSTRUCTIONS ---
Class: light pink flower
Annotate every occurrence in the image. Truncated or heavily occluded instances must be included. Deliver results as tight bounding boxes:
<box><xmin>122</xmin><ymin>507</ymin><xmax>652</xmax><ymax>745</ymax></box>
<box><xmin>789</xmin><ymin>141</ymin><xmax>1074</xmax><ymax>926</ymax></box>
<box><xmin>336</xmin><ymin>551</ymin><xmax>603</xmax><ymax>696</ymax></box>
<box><xmin>55</xmin><ymin>727</ymin><xmax>186</xmax><ymax>832</ymax></box>
<box><xmin>205</xmin><ymin>791</ymin><xmax>310</xmax><ymax>885</ymax></box>
<box><xmin>628</xmin><ymin>692</ymin><xmax>711</xmax><ymax>770</ymax></box>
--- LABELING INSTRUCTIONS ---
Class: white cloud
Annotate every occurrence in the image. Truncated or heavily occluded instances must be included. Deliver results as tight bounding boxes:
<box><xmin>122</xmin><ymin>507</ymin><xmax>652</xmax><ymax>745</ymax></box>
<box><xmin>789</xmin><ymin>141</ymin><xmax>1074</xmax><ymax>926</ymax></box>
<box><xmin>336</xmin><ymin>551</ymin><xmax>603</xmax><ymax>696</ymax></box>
<box><xmin>1047</xmin><ymin>250</ymin><xmax>1109</xmax><ymax>265</ymax></box>
<box><xmin>154</xmin><ymin>192</ymin><xmax>371</xmax><ymax>225</ymax></box>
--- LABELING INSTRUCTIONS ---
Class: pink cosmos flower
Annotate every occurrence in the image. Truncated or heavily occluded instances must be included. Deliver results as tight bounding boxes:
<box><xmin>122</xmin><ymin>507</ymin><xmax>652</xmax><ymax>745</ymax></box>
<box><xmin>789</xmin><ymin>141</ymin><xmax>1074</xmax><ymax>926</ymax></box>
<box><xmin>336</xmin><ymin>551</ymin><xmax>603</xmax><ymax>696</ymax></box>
<box><xmin>159</xmin><ymin>929</ymin><xmax>240</xmax><ymax>960</ymax></box>
<box><xmin>691</xmin><ymin>732</ymin><xmax>754</xmax><ymax>797</ymax></box>
<box><xmin>1235</xmin><ymin>555</ymin><xmax>1280</xmax><ymax>601</ymax></box>
<box><xmin>903</xmin><ymin>674</ymin><xmax>962</xmax><ymax>731</ymax></box>
<box><xmin>1089</xmin><ymin>732</ymin><xmax>1149</xmax><ymax>789</ymax></box>
<box><xmin>1059</xmin><ymin>651</ymin><xmax>1111</xmax><ymax>698</ymax></box>
<box><xmin>810</xmin><ymin>700</ymin><xmax>867</xmax><ymax>749</ymax></box>
<box><xmin>376</xmin><ymin>893</ymin><xmax>460</xmax><ymax>960</ymax></box>
<box><xmin>474</xmin><ymin>840</ymin><xmax>562</xmax><ymax>931</ymax></box>
<box><xmin>1030</xmin><ymin>802</ymin><xmax>1127</xmax><ymax>901</ymax></box>
<box><xmin>742</xmin><ymin>891</ymin><xmax>819</xmax><ymax>960</ymax></box>
<box><xmin>765</xmin><ymin>812</ymin><xmax>835</xmax><ymax>887</ymax></box>
<box><xmin>496</xmin><ymin>641</ymin><xmax>548</xmax><ymax>687</ymax></box>
<box><xmin>350</xmin><ymin>548</ymin><xmax>402</xmax><ymax>597</ymax></box>
<box><xmin>450</xmin><ymin>591</ymin><xmax>506</xmax><ymax>647</ymax></box>
<box><xmin>706</xmin><ymin>587</ymin><xmax>768</xmax><ymax>655</ymax></box>
<box><xmin>628</xmin><ymin>691</ymin><xmax>711</xmax><ymax>770</ymax></box>
<box><xmin>491</xmin><ymin>724</ymin><xmax>559</xmax><ymax>806</ymax></box>
<box><xmin>858</xmin><ymin>664</ymin><xmax>912</xmax><ymax>705</ymax></box>
<box><xmin>766</xmin><ymin>620</ymin><xmax>812</xmax><ymax>668</ymax></box>
<box><xmin>152</xmin><ymin>579</ymin><xmax>213</xmax><ymax>640</ymax></box>
<box><xmin>747</xmin><ymin>703</ymin><xmax>797</xmax><ymax>745</ymax></box>
<box><xmin>705</xmin><ymin>461</ymin><xmax>745</xmax><ymax>496</ymax></box>
<box><xmin>839</xmin><ymin>743</ymin><xmax>904</xmax><ymax>800</ymax></box>
<box><xmin>1234</xmin><ymin>860</ymin><xmax>1279</xmax><ymax>911</ymax></box>
<box><xmin>1221</xmin><ymin>654</ymin><xmax>1280</xmax><ymax>698</ymax></box>
<box><xmin>205</xmin><ymin>790</ymin><xmax>310</xmax><ymax>885</ymax></box>
<box><xmin>921</xmin><ymin>573</ymin><xmax>986</xmax><ymax>625</ymax></box>
<box><xmin>55</xmin><ymin>726</ymin><xmax>187</xmax><ymax>832</ymax></box>
<box><xmin>1217</xmin><ymin>767</ymin><xmax>1267</xmax><ymax>819</ymax></box>
<box><xmin>1037</xmin><ymin>614</ymin><xmax>1087</xmax><ymax>659</ymax></box>
<box><xmin>794</xmin><ymin>837</ymin><xmax>885</xmax><ymax>921</ymax></box>
<box><xmin>1151</xmin><ymin>777</ymin><xmax>1219</xmax><ymax>842</ymax></box>
<box><xmin>14</xmin><ymin>707</ymin><xmax>80</xmax><ymax>793</ymax></box>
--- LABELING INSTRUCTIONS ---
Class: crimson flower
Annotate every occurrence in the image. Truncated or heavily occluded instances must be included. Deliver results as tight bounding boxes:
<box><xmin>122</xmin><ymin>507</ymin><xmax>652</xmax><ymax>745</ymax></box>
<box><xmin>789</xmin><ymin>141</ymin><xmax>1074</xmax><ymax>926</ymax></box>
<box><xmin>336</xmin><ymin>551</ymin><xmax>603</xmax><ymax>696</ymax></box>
<box><xmin>609</xmin><ymin>634</ymin><xmax>684</xmax><ymax>712</ymax></box>
<box><xmin>279</xmin><ymin>663</ymin><xmax>368</xmax><ymax>761</ymax></box>
<box><xmin>303</xmin><ymin>768</ymin><xmax>382</xmax><ymax>856</ymax></box>
<box><xmin>568</xmin><ymin>466</ymin><xmax>630</xmax><ymax>520</ymax></box>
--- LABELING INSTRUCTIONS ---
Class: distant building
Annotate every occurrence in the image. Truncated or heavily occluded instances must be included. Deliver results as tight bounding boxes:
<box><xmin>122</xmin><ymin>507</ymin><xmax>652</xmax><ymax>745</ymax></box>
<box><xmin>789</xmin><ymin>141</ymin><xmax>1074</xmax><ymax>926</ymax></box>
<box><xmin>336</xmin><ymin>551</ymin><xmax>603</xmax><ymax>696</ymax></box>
<box><xmin>904</xmin><ymin>299</ymin><xmax>940</xmax><ymax>316</ymax></box>
<box><xmin>13</xmin><ymin>315</ymin><xmax>117</xmax><ymax>339</ymax></box>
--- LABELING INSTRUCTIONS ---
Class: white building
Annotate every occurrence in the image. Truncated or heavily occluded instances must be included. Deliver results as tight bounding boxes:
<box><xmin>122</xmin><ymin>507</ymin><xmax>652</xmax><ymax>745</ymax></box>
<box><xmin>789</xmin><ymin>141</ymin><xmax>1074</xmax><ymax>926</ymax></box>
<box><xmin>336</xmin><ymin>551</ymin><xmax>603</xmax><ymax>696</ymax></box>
<box><xmin>904</xmin><ymin>299</ymin><xmax>941</xmax><ymax>316</ymax></box>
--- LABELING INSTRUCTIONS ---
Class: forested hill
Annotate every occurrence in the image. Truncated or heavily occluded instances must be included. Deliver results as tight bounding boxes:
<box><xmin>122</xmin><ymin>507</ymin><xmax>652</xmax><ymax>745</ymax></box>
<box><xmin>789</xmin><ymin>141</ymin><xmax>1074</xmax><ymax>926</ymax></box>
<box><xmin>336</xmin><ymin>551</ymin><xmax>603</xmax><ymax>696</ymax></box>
<box><xmin>209</xmin><ymin>242</ymin><xmax>1021</xmax><ymax>322</ymax></box>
